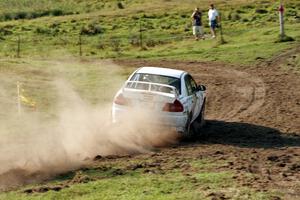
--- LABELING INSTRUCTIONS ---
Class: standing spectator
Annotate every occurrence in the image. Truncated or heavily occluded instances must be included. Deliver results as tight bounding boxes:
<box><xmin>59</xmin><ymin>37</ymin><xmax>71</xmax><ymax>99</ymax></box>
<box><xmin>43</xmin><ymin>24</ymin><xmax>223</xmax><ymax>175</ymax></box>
<box><xmin>191</xmin><ymin>7</ymin><xmax>203</xmax><ymax>40</ymax></box>
<box><xmin>208</xmin><ymin>4</ymin><xmax>219</xmax><ymax>38</ymax></box>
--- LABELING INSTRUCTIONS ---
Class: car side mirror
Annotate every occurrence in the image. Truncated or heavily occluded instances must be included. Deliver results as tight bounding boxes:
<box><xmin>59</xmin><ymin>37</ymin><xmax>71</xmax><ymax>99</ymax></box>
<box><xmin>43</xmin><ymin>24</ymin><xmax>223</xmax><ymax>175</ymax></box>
<box><xmin>197</xmin><ymin>85</ymin><xmax>206</xmax><ymax>91</ymax></box>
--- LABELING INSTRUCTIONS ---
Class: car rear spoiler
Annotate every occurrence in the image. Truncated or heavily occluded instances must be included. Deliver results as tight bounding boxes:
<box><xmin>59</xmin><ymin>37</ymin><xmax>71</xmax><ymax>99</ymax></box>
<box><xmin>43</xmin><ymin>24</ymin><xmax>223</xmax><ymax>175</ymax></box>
<box><xmin>122</xmin><ymin>81</ymin><xmax>179</xmax><ymax>100</ymax></box>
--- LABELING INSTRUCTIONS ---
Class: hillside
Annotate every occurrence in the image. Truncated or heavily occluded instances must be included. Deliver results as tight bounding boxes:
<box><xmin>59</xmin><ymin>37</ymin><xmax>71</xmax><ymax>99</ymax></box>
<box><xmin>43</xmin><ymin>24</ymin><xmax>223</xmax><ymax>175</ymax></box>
<box><xmin>0</xmin><ymin>0</ymin><xmax>299</xmax><ymax>63</ymax></box>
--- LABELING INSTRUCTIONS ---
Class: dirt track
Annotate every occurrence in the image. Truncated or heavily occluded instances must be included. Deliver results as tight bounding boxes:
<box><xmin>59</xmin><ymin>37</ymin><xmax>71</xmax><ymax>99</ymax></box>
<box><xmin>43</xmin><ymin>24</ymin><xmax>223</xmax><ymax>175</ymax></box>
<box><xmin>1</xmin><ymin>47</ymin><xmax>299</xmax><ymax>198</ymax></box>
<box><xmin>114</xmin><ymin>46</ymin><xmax>300</xmax><ymax>199</ymax></box>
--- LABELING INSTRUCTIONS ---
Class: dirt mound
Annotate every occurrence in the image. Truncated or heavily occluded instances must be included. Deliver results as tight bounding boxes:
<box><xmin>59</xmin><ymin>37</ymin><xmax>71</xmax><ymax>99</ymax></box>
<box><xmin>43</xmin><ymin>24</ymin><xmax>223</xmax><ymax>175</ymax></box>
<box><xmin>206</xmin><ymin>192</ymin><xmax>228</xmax><ymax>200</ymax></box>
<box><xmin>0</xmin><ymin>168</ymin><xmax>53</xmax><ymax>191</ymax></box>
<box><xmin>23</xmin><ymin>171</ymin><xmax>95</xmax><ymax>194</ymax></box>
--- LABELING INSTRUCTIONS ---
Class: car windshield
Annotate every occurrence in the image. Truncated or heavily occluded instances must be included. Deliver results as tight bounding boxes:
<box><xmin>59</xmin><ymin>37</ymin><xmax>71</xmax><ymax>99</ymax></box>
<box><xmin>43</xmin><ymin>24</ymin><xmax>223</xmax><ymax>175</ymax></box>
<box><xmin>129</xmin><ymin>73</ymin><xmax>181</xmax><ymax>94</ymax></box>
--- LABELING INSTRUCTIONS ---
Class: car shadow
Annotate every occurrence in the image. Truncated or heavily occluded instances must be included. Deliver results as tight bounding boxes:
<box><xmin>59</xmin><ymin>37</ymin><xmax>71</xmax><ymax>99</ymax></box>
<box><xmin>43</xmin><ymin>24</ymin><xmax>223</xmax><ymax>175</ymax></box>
<box><xmin>188</xmin><ymin>120</ymin><xmax>300</xmax><ymax>148</ymax></box>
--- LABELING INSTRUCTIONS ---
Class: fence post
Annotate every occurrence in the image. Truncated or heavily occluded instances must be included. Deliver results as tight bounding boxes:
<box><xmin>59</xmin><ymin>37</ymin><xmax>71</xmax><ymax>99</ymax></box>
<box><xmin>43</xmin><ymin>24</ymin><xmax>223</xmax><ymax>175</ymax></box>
<box><xmin>139</xmin><ymin>19</ymin><xmax>143</xmax><ymax>49</ymax></box>
<box><xmin>219</xmin><ymin>13</ymin><xmax>225</xmax><ymax>44</ymax></box>
<box><xmin>279</xmin><ymin>1</ymin><xmax>285</xmax><ymax>39</ymax></box>
<box><xmin>79</xmin><ymin>33</ymin><xmax>82</xmax><ymax>56</ymax></box>
<box><xmin>17</xmin><ymin>35</ymin><xmax>21</xmax><ymax>58</ymax></box>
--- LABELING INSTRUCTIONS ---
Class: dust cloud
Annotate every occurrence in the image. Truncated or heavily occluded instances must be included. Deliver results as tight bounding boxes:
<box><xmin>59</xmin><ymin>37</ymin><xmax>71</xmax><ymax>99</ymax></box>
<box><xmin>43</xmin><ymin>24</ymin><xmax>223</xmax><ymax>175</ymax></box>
<box><xmin>0</xmin><ymin>61</ymin><xmax>178</xmax><ymax>191</ymax></box>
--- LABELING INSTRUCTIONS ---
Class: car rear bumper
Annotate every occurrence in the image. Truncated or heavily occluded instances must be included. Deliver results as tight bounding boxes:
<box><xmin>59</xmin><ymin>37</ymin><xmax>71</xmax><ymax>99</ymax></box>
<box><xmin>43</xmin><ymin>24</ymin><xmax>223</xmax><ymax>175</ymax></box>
<box><xmin>112</xmin><ymin>103</ymin><xmax>188</xmax><ymax>133</ymax></box>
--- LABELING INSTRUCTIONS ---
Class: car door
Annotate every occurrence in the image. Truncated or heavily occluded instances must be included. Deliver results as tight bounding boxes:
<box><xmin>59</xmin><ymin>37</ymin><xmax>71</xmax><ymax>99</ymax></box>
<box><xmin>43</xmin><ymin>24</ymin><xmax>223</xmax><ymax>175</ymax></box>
<box><xmin>189</xmin><ymin>76</ymin><xmax>203</xmax><ymax>122</ymax></box>
<box><xmin>184</xmin><ymin>74</ymin><xmax>198</xmax><ymax>121</ymax></box>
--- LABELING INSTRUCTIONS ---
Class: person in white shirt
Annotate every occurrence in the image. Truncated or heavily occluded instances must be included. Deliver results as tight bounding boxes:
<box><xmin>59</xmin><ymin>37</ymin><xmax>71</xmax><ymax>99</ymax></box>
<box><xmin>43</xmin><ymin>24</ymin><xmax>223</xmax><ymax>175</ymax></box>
<box><xmin>208</xmin><ymin>4</ymin><xmax>219</xmax><ymax>38</ymax></box>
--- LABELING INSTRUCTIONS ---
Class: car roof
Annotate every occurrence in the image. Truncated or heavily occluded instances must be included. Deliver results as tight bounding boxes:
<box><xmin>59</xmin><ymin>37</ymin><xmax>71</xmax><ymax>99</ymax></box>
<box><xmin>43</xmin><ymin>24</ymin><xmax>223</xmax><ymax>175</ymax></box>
<box><xmin>135</xmin><ymin>67</ymin><xmax>186</xmax><ymax>78</ymax></box>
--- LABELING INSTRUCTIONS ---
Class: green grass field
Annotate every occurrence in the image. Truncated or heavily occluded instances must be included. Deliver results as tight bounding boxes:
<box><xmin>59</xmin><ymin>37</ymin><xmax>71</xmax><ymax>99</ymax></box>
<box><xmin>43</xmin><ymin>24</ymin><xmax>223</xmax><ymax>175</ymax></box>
<box><xmin>0</xmin><ymin>0</ymin><xmax>299</xmax><ymax>64</ymax></box>
<box><xmin>0</xmin><ymin>155</ymin><xmax>277</xmax><ymax>200</ymax></box>
<box><xmin>0</xmin><ymin>1</ymin><xmax>299</xmax><ymax>199</ymax></box>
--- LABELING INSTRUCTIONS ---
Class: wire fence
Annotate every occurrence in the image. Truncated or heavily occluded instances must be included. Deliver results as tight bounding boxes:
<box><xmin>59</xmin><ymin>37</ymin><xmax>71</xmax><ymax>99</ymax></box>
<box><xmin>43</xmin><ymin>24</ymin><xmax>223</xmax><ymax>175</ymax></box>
<box><xmin>0</xmin><ymin>29</ymin><xmax>195</xmax><ymax>58</ymax></box>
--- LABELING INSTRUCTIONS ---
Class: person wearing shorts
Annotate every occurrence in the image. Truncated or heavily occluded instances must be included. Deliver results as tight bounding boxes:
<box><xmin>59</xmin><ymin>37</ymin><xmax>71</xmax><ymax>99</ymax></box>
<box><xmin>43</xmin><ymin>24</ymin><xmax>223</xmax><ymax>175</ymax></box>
<box><xmin>208</xmin><ymin>4</ymin><xmax>219</xmax><ymax>38</ymax></box>
<box><xmin>191</xmin><ymin>8</ymin><xmax>203</xmax><ymax>40</ymax></box>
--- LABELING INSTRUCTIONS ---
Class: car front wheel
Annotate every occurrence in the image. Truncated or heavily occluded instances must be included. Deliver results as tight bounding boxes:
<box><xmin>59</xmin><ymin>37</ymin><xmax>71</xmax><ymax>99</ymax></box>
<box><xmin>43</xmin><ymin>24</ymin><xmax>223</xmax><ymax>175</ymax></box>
<box><xmin>191</xmin><ymin>101</ymin><xmax>206</xmax><ymax>136</ymax></box>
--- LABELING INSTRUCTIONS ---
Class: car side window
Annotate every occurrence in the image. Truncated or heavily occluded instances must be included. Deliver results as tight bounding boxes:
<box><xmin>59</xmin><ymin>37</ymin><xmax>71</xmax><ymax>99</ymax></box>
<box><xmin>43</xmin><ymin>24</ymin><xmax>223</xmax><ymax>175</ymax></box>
<box><xmin>184</xmin><ymin>75</ymin><xmax>193</xmax><ymax>96</ymax></box>
<box><xmin>190</xmin><ymin>77</ymin><xmax>198</xmax><ymax>93</ymax></box>
<box><xmin>184</xmin><ymin>75</ymin><xmax>197</xmax><ymax>96</ymax></box>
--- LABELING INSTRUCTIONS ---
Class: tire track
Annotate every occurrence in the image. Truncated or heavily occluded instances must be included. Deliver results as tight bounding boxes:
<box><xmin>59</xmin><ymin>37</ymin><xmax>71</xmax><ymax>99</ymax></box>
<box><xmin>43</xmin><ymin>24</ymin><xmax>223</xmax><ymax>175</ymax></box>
<box><xmin>116</xmin><ymin>53</ymin><xmax>300</xmax><ymax>135</ymax></box>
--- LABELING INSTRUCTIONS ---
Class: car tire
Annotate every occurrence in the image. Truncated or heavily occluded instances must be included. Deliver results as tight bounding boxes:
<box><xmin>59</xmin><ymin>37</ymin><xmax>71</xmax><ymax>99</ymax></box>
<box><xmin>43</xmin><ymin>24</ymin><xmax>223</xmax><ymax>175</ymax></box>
<box><xmin>199</xmin><ymin>102</ymin><xmax>206</xmax><ymax>127</ymax></box>
<box><xmin>183</xmin><ymin>113</ymin><xmax>194</xmax><ymax>139</ymax></box>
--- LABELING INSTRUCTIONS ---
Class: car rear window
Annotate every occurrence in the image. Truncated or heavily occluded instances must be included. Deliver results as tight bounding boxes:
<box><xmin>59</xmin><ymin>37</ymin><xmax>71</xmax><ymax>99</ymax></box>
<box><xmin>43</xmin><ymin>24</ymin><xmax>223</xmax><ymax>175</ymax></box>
<box><xmin>129</xmin><ymin>73</ymin><xmax>181</xmax><ymax>94</ymax></box>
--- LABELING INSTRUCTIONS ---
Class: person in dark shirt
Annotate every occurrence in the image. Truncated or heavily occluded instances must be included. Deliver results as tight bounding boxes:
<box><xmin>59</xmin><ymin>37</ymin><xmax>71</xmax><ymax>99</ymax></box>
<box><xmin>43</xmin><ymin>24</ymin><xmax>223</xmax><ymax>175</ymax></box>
<box><xmin>191</xmin><ymin>7</ymin><xmax>203</xmax><ymax>40</ymax></box>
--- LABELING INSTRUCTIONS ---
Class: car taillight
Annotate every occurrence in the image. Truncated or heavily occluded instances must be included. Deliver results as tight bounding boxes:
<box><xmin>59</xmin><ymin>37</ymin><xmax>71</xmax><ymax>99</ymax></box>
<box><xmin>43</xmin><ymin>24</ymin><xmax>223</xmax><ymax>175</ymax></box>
<box><xmin>114</xmin><ymin>93</ymin><xmax>130</xmax><ymax>106</ymax></box>
<box><xmin>162</xmin><ymin>99</ymin><xmax>184</xmax><ymax>112</ymax></box>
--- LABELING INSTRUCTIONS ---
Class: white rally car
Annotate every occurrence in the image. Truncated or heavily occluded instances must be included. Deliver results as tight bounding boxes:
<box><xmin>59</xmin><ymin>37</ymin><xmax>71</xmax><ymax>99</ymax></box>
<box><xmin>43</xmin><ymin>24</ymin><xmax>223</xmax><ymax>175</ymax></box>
<box><xmin>112</xmin><ymin>67</ymin><xmax>206</xmax><ymax>138</ymax></box>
